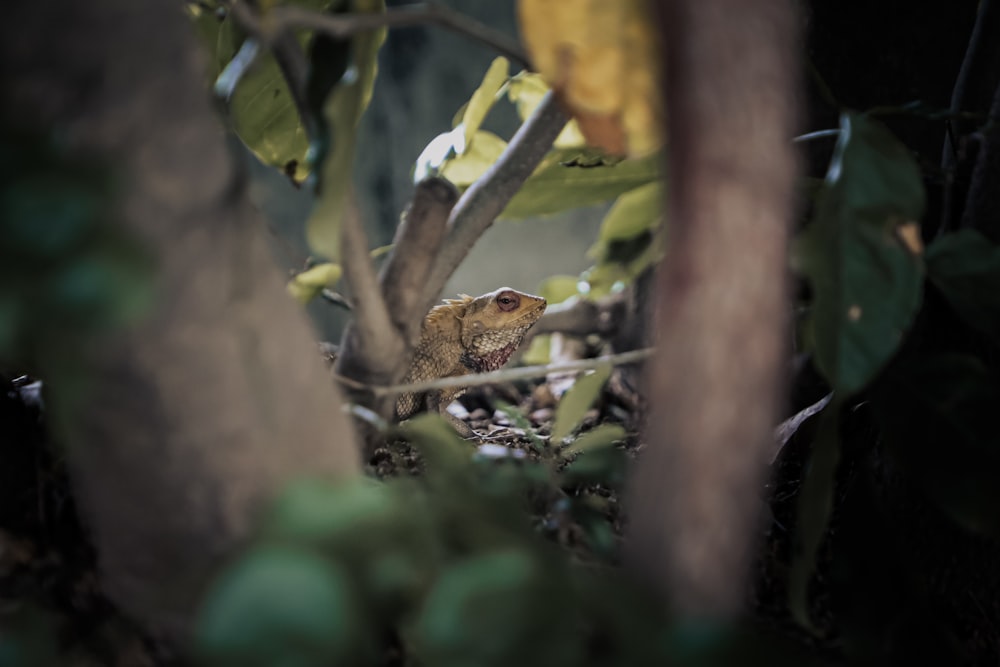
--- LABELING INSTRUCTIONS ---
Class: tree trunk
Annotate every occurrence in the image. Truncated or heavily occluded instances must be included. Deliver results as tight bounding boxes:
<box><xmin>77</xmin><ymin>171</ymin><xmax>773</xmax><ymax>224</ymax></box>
<box><xmin>626</xmin><ymin>0</ymin><xmax>799</xmax><ymax>617</ymax></box>
<box><xmin>2</xmin><ymin>0</ymin><xmax>361</xmax><ymax>639</ymax></box>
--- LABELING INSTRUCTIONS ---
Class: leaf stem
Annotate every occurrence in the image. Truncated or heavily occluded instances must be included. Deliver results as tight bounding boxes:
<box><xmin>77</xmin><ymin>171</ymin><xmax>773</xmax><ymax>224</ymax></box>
<box><xmin>265</xmin><ymin>2</ymin><xmax>531</xmax><ymax>68</ymax></box>
<box><xmin>792</xmin><ymin>129</ymin><xmax>841</xmax><ymax>143</ymax></box>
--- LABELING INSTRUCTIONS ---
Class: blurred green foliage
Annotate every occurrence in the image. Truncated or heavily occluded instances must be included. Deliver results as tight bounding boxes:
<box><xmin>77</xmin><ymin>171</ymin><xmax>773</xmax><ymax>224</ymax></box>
<box><xmin>196</xmin><ymin>414</ymin><xmax>811</xmax><ymax>667</ymax></box>
<box><xmin>0</xmin><ymin>126</ymin><xmax>152</xmax><ymax>373</ymax></box>
<box><xmin>202</xmin><ymin>28</ymin><xmax>1000</xmax><ymax>657</ymax></box>
<box><xmin>3</xmin><ymin>2</ymin><xmax>998</xmax><ymax>664</ymax></box>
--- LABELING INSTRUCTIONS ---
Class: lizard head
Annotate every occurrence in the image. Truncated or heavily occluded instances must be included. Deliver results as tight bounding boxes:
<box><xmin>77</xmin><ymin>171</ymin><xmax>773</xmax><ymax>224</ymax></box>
<box><xmin>457</xmin><ymin>287</ymin><xmax>547</xmax><ymax>372</ymax></box>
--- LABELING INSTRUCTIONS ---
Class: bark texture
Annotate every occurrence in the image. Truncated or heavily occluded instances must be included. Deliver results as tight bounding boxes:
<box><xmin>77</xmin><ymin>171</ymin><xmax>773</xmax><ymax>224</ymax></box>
<box><xmin>626</xmin><ymin>0</ymin><xmax>799</xmax><ymax>617</ymax></box>
<box><xmin>3</xmin><ymin>0</ymin><xmax>360</xmax><ymax>639</ymax></box>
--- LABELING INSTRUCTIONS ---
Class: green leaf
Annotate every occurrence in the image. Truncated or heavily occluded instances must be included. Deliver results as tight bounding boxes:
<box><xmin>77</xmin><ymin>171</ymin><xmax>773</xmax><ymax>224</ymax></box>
<box><xmin>262</xmin><ymin>478</ymin><xmax>401</xmax><ymax>548</ymax></box>
<box><xmin>286</xmin><ymin>262</ymin><xmax>342</xmax><ymax>303</ymax></box>
<box><xmin>416</xmin><ymin>550</ymin><xmax>579</xmax><ymax>667</ymax></box>
<box><xmin>212</xmin><ymin>0</ymin><xmax>339</xmax><ymax>184</ymax></box>
<box><xmin>261</xmin><ymin>477</ymin><xmax>438</xmax><ymax>616</ymax></box>
<box><xmin>551</xmin><ymin>365</ymin><xmax>612</xmax><ymax>442</ymax></box>
<box><xmin>305</xmin><ymin>0</ymin><xmax>386</xmax><ymax>261</ymax></box>
<box><xmin>588</xmin><ymin>182</ymin><xmax>665</xmax><ymax>277</ymax></box>
<box><xmin>872</xmin><ymin>355</ymin><xmax>1000</xmax><ymax>535</ymax></box>
<box><xmin>789</xmin><ymin>399</ymin><xmax>842</xmax><ymax>633</ymax></box>
<box><xmin>559</xmin><ymin>444</ymin><xmax>628</xmax><ymax>488</ymax></box>
<box><xmin>460</xmin><ymin>57</ymin><xmax>509</xmax><ymax>145</ymax></box>
<box><xmin>501</xmin><ymin>151</ymin><xmax>661</xmax><ymax>220</ymax></box>
<box><xmin>196</xmin><ymin>545</ymin><xmax>367</xmax><ymax>666</ymax></box>
<box><xmin>415</xmin><ymin>136</ymin><xmax>661</xmax><ymax>219</ymax></box>
<box><xmin>570</xmin><ymin>500</ymin><xmax>619</xmax><ymax>559</ymax></box>
<box><xmin>594</xmin><ymin>182</ymin><xmax>663</xmax><ymax>245</ymax></box>
<box><xmin>926</xmin><ymin>229</ymin><xmax>1000</xmax><ymax>343</ymax></box>
<box><xmin>492</xmin><ymin>402</ymin><xmax>547</xmax><ymax>452</ymax></box>
<box><xmin>796</xmin><ymin>112</ymin><xmax>926</xmax><ymax>395</ymax></box>
<box><xmin>564</xmin><ymin>423</ymin><xmax>627</xmax><ymax>455</ymax></box>
<box><xmin>399</xmin><ymin>412</ymin><xmax>475</xmax><ymax>476</ymax></box>
<box><xmin>537</xmin><ymin>274</ymin><xmax>581</xmax><ymax>305</ymax></box>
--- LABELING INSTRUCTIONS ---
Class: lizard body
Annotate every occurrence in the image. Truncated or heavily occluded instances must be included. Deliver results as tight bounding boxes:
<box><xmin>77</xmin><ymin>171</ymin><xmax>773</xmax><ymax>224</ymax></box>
<box><xmin>396</xmin><ymin>287</ymin><xmax>547</xmax><ymax>436</ymax></box>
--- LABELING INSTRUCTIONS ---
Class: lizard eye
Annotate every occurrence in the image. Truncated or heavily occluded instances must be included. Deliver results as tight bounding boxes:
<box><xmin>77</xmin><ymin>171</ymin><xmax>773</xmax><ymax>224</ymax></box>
<box><xmin>496</xmin><ymin>291</ymin><xmax>519</xmax><ymax>312</ymax></box>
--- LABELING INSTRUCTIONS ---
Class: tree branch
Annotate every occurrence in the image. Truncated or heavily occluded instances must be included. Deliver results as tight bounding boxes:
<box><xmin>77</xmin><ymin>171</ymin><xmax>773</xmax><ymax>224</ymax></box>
<box><xmin>337</xmin><ymin>348</ymin><xmax>654</xmax><ymax>398</ymax></box>
<box><xmin>265</xmin><ymin>2</ymin><xmax>531</xmax><ymax>68</ymax></box>
<box><xmin>961</xmin><ymin>81</ymin><xmax>1000</xmax><ymax>241</ymax></box>
<box><xmin>939</xmin><ymin>0</ymin><xmax>1000</xmax><ymax>236</ymax></box>
<box><xmin>420</xmin><ymin>91</ymin><xmax>568</xmax><ymax>314</ymax></box>
<box><xmin>378</xmin><ymin>177</ymin><xmax>458</xmax><ymax>346</ymax></box>
<box><xmin>333</xmin><ymin>194</ymin><xmax>405</xmax><ymax>391</ymax></box>
<box><xmin>527</xmin><ymin>293</ymin><xmax>628</xmax><ymax>340</ymax></box>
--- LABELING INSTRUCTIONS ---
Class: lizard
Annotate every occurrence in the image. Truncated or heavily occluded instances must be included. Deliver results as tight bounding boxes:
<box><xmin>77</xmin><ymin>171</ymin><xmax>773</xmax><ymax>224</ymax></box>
<box><xmin>395</xmin><ymin>287</ymin><xmax>547</xmax><ymax>437</ymax></box>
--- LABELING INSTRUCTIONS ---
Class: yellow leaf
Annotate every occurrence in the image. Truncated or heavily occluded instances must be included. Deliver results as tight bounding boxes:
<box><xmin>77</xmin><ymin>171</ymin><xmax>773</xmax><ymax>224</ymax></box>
<box><xmin>538</xmin><ymin>274</ymin><xmax>582</xmax><ymax>305</ymax></box>
<box><xmin>520</xmin><ymin>334</ymin><xmax>552</xmax><ymax>365</ymax></box>
<box><xmin>895</xmin><ymin>221</ymin><xmax>924</xmax><ymax>256</ymax></box>
<box><xmin>507</xmin><ymin>72</ymin><xmax>587</xmax><ymax>148</ymax></box>
<box><xmin>461</xmin><ymin>57</ymin><xmax>510</xmax><ymax>145</ymax></box>
<box><xmin>440</xmin><ymin>131</ymin><xmax>508</xmax><ymax>186</ymax></box>
<box><xmin>517</xmin><ymin>0</ymin><xmax>662</xmax><ymax>157</ymax></box>
<box><xmin>287</xmin><ymin>262</ymin><xmax>343</xmax><ymax>303</ymax></box>
<box><xmin>564</xmin><ymin>423</ymin><xmax>627</xmax><ymax>455</ymax></box>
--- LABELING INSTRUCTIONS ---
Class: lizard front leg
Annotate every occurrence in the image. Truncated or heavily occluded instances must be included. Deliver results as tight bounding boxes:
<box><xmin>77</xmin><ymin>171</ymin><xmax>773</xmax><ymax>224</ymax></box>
<box><xmin>426</xmin><ymin>390</ymin><xmax>476</xmax><ymax>439</ymax></box>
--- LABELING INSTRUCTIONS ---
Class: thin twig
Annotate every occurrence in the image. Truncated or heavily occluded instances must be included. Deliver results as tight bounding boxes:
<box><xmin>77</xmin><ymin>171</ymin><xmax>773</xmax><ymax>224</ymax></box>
<box><xmin>420</xmin><ymin>91</ymin><xmax>568</xmax><ymax>313</ymax></box>
<box><xmin>338</xmin><ymin>348</ymin><xmax>654</xmax><ymax>398</ymax></box>
<box><xmin>962</xmin><ymin>81</ymin><xmax>1000</xmax><ymax>238</ymax></box>
<box><xmin>334</xmin><ymin>193</ymin><xmax>404</xmax><ymax>382</ymax></box>
<box><xmin>940</xmin><ymin>0</ymin><xmax>1000</xmax><ymax>236</ymax></box>
<box><xmin>320</xmin><ymin>289</ymin><xmax>353</xmax><ymax>309</ymax></box>
<box><xmin>265</xmin><ymin>2</ymin><xmax>530</xmax><ymax>68</ymax></box>
<box><xmin>792</xmin><ymin>129</ymin><xmax>841</xmax><ymax>144</ymax></box>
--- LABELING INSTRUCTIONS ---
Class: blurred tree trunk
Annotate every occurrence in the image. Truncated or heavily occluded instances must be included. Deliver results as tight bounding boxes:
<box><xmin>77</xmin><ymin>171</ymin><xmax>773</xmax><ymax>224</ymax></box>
<box><xmin>2</xmin><ymin>0</ymin><xmax>361</xmax><ymax>640</ymax></box>
<box><xmin>626</xmin><ymin>0</ymin><xmax>799</xmax><ymax>616</ymax></box>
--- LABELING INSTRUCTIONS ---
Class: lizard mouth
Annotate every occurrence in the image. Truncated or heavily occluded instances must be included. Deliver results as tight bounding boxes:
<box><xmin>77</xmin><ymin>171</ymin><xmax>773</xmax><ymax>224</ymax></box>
<box><xmin>517</xmin><ymin>300</ymin><xmax>547</xmax><ymax>324</ymax></box>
